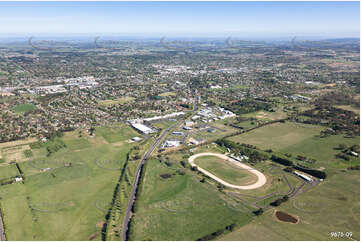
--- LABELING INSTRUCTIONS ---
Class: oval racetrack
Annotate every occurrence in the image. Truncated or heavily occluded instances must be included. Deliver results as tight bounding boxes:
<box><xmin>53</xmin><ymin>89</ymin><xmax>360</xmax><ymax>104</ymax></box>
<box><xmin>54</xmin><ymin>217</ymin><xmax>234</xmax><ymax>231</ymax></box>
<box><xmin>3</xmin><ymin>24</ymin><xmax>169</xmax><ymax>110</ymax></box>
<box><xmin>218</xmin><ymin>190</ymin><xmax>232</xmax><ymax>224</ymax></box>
<box><xmin>188</xmin><ymin>152</ymin><xmax>267</xmax><ymax>190</ymax></box>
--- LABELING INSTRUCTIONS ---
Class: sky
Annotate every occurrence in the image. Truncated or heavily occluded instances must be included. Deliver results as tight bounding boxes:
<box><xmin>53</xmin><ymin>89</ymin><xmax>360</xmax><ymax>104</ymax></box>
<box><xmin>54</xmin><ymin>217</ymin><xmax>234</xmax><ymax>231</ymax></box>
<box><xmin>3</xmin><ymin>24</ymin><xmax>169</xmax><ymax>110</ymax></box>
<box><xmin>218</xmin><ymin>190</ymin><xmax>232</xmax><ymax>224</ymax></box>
<box><xmin>0</xmin><ymin>1</ymin><xmax>359</xmax><ymax>38</ymax></box>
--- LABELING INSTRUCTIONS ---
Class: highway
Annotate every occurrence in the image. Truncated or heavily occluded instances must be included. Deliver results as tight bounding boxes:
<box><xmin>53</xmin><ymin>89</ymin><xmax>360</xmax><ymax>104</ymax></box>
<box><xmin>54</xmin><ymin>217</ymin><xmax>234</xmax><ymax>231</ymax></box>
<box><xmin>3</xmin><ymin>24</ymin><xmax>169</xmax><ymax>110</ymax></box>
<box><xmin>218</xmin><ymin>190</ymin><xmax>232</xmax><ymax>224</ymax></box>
<box><xmin>121</xmin><ymin>97</ymin><xmax>197</xmax><ymax>241</ymax></box>
<box><xmin>121</xmin><ymin>117</ymin><xmax>187</xmax><ymax>240</ymax></box>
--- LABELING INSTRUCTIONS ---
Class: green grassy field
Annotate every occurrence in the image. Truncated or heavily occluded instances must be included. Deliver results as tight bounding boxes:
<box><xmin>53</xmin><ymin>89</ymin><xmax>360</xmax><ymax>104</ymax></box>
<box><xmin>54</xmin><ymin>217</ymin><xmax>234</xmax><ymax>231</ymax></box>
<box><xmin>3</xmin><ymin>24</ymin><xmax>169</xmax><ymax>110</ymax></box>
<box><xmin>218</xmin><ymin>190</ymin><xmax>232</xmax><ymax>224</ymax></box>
<box><xmin>219</xmin><ymin>170</ymin><xmax>360</xmax><ymax>241</ymax></box>
<box><xmin>12</xmin><ymin>104</ymin><xmax>37</xmax><ymax>114</ymax></box>
<box><xmin>129</xmin><ymin>158</ymin><xmax>253</xmax><ymax>241</ymax></box>
<box><xmin>229</xmin><ymin>122</ymin><xmax>323</xmax><ymax>151</ymax></box>
<box><xmin>241</xmin><ymin>107</ymin><xmax>288</xmax><ymax>122</ymax></box>
<box><xmin>0</xmin><ymin>126</ymin><xmax>138</xmax><ymax>240</ymax></box>
<box><xmin>94</xmin><ymin>124</ymin><xmax>139</xmax><ymax>143</ymax></box>
<box><xmin>98</xmin><ymin>97</ymin><xmax>135</xmax><ymax>106</ymax></box>
<box><xmin>159</xmin><ymin>92</ymin><xmax>176</xmax><ymax>97</ymax></box>
<box><xmin>228</xmin><ymin>121</ymin><xmax>359</xmax><ymax>170</ymax></box>
<box><xmin>0</xmin><ymin>164</ymin><xmax>19</xmax><ymax>180</ymax></box>
<box><xmin>63</xmin><ymin>138</ymin><xmax>92</xmax><ymax>151</ymax></box>
<box><xmin>335</xmin><ymin>105</ymin><xmax>360</xmax><ymax>114</ymax></box>
<box><xmin>193</xmin><ymin>155</ymin><xmax>257</xmax><ymax>185</ymax></box>
<box><xmin>152</xmin><ymin>120</ymin><xmax>176</xmax><ymax>130</ymax></box>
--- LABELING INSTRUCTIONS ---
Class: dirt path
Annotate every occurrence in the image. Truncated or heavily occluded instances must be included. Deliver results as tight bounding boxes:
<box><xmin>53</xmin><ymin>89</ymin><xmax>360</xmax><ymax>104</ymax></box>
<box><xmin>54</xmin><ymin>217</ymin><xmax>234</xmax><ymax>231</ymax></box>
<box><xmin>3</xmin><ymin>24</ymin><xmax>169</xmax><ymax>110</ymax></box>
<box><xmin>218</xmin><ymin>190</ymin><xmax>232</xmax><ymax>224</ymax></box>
<box><xmin>188</xmin><ymin>152</ymin><xmax>267</xmax><ymax>190</ymax></box>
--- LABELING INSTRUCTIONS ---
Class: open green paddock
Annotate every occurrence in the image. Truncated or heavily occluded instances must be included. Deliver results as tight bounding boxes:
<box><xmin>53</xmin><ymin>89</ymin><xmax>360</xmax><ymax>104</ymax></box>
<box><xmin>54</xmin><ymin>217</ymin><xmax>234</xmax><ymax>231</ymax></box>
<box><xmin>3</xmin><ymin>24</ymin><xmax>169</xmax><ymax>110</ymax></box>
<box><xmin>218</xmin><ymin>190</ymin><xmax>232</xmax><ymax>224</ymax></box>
<box><xmin>128</xmin><ymin>158</ymin><xmax>254</xmax><ymax>241</ymax></box>
<box><xmin>228</xmin><ymin>121</ymin><xmax>359</xmax><ymax>170</ymax></box>
<box><xmin>240</xmin><ymin>107</ymin><xmax>288</xmax><ymax>122</ymax></box>
<box><xmin>219</xmin><ymin>170</ymin><xmax>360</xmax><ymax>241</ymax></box>
<box><xmin>1</xmin><ymin>165</ymin><xmax>120</xmax><ymax>240</ymax></box>
<box><xmin>0</xmin><ymin>126</ymin><xmax>139</xmax><ymax>240</ymax></box>
<box><xmin>228</xmin><ymin>122</ymin><xmax>323</xmax><ymax>151</ymax></box>
<box><xmin>0</xmin><ymin>164</ymin><xmax>19</xmax><ymax>180</ymax></box>
<box><xmin>94</xmin><ymin>123</ymin><xmax>139</xmax><ymax>144</ymax></box>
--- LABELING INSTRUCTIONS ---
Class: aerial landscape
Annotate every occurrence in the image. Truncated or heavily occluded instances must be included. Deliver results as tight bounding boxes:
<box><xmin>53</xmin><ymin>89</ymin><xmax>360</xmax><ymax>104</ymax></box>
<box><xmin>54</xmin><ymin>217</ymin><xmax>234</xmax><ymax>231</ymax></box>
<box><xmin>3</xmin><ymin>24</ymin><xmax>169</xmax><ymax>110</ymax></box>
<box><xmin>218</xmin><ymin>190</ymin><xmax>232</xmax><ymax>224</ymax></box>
<box><xmin>0</xmin><ymin>1</ymin><xmax>359</xmax><ymax>241</ymax></box>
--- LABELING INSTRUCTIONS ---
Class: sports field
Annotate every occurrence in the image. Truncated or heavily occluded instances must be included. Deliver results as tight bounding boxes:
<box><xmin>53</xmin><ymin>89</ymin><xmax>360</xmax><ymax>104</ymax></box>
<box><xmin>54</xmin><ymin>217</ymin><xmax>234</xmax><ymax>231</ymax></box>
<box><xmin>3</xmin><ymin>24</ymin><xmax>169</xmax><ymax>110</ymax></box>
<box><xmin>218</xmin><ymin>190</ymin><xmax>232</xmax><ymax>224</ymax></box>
<box><xmin>98</xmin><ymin>97</ymin><xmax>135</xmax><ymax>106</ymax></box>
<box><xmin>193</xmin><ymin>155</ymin><xmax>257</xmax><ymax>185</ymax></box>
<box><xmin>159</xmin><ymin>92</ymin><xmax>176</xmax><ymax>97</ymax></box>
<box><xmin>12</xmin><ymin>103</ymin><xmax>37</xmax><ymax>114</ymax></box>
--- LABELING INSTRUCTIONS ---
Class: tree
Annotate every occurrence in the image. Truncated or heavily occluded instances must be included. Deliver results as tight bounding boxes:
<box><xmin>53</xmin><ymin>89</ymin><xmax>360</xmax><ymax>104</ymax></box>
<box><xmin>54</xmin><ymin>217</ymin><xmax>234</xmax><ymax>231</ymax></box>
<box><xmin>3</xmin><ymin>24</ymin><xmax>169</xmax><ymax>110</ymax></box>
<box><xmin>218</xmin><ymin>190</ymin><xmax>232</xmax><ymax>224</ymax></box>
<box><xmin>336</xmin><ymin>144</ymin><xmax>346</xmax><ymax>150</ymax></box>
<box><xmin>253</xmin><ymin>208</ymin><xmax>264</xmax><ymax>216</ymax></box>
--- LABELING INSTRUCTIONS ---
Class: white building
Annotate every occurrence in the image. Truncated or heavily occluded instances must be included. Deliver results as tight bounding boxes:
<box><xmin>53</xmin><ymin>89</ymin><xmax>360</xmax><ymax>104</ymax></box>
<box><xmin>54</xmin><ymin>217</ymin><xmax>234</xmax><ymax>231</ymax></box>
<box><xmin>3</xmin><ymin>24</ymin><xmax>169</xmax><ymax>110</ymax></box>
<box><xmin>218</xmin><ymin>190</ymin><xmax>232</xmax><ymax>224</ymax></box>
<box><xmin>131</xmin><ymin>137</ymin><xmax>142</xmax><ymax>142</ymax></box>
<box><xmin>162</xmin><ymin>140</ymin><xmax>181</xmax><ymax>148</ymax></box>
<box><xmin>294</xmin><ymin>171</ymin><xmax>313</xmax><ymax>182</ymax></box>
<box><xmin>131</xmin><ymin>123</ymin><xmax>155</xmax><ymax>134</ymax></box>
<box><xmin>15</xmin><ymin>177</ymin><xmax>23</xmax><ymax>182</ymax></box>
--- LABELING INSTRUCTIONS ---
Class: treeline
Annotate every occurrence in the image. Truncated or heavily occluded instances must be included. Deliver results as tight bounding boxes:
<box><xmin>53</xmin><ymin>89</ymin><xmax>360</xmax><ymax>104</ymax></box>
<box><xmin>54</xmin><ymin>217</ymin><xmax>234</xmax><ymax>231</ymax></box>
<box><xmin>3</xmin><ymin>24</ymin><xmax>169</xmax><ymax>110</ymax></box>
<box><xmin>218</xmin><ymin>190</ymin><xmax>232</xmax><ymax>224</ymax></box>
<box><xmin>297</xmin><ymin>92</ymin><xmax>360</xmax><ymax>137</ymax></box>
<box><xmin>102</xmin><ymin>150</ymin><xmax>132</xmax><ymax>241</ymax></box>
<box><xmin>270</xmin><ymin>195</ymin><xmax>289</xmax><ymax>207</ymax></box>
<box><xmin>46</xmin><ymin>139</ymin><xmax>66</xmax><ymax>157</ymax></box>
<box><xmin>271</xmin><ymin>155</ymin><xmax>327</xmax><ymax>179</ymax></box>
<box><xmin>215</xmin><ymin>139</ymin><xmax>267</xmax><ymax>163</ymax></box>
<box><xmin>313</xmin><ymin>91</ymin><xmax>359</xmax><ymax>107</ymax></box>
<box><xmin>196</xmin><ymin>224</ymin><xmax>236</xmax><ymax>241</ymax></box>
<box><xmin>223</xmin><ymin>98</ymin><xmax>273</xmax><ymax>115</ymax></box>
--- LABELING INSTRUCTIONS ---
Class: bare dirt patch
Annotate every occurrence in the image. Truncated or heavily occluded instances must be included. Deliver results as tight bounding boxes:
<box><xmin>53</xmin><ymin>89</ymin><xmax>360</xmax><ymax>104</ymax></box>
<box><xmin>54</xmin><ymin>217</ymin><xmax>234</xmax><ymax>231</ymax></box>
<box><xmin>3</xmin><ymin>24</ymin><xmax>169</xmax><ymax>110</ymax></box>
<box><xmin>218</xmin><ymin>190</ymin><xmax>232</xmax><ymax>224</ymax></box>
<box><xmin>96</xmin><ymin>221</ymin><xmax>105</xmax><ymax>228</ymax></box>
<box><xmin>275</xmin><ymin>210</ymin><xmax>298</xmax><ymax>224</ymax></box>
<box><xmin>88</xmin><ymin>232</ymin><xmax>99</xmax><ymax>241</ymax></box>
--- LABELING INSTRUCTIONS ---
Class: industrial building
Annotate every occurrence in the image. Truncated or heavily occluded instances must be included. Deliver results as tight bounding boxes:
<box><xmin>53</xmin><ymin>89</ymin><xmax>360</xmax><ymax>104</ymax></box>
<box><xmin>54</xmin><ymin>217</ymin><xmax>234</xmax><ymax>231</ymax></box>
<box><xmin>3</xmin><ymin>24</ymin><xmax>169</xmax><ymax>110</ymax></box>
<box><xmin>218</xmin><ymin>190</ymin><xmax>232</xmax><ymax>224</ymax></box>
<box><xmin>131</xmin><ymin>123</ymin><xmax>155</xmax><ymax>134</ymax></box>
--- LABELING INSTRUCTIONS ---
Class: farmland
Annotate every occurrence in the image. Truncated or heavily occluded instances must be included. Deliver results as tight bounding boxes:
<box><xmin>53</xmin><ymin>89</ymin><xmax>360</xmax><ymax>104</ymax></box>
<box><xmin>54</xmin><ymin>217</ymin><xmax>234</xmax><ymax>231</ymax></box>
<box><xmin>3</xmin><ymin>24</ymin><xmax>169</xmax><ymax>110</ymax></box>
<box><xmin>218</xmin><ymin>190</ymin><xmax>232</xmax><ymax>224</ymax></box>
<box><xmin>128</xmin><ymin>157</ymin><xmax>253</xmax><ymax>241</ymax></box>
<box><xmin>228</xmin><ymin>121</ymin><xmax>359</xmax><ymax>170</ymax></box>
<box><xmin>0</xmin><ymin>124</ymin><xmax>144</xmax><ymax>240</ymax></box>
<box><xmin>218</xmin><ymin>170</ymin><xmax>360</xmax><ymax>241</ymax></box>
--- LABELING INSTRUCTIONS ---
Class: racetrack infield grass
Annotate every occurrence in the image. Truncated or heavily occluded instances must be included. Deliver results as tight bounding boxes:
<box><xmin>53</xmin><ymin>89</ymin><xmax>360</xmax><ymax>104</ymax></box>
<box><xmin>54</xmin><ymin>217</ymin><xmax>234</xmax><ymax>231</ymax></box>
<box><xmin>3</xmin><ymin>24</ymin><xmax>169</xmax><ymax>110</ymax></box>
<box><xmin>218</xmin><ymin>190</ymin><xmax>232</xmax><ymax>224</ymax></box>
<box><xmin>193</xmin><ymin>155</ymin><xmax>257</xmax><ymax>185</ymax></box>
<box><xmin>128</xmin><ymin>158</ymin><xmax>254</xmax><ymax>241</ymax></box>
<box><xmin>218</xmin><ymin>170</ymin><xmax>360</xmax><ymax>241</ymax></box>
<box><xmin>166</xmin><ymin>148</ymin><xmax>302</xmax><ymax>200</ymax></box>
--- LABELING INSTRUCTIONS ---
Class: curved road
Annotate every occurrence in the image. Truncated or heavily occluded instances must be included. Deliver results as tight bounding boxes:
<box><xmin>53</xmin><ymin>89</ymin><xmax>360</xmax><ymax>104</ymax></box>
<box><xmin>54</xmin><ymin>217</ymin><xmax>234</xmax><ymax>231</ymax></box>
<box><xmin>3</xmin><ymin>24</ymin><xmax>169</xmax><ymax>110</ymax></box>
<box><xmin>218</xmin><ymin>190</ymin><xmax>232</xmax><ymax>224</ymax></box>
<box><xmin>188</xmin><ymin>152</ymin><xmax>267</xmax><ymax>190</ymax></box>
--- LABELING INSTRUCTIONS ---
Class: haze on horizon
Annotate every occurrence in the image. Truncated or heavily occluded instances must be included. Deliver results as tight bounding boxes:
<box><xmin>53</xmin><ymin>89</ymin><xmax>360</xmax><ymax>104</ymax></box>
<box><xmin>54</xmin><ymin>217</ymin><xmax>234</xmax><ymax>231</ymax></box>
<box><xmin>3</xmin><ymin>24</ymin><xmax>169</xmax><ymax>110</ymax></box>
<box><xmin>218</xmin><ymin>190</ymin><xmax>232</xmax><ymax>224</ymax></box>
<box><xmin>0</xmin><ymin>1</ymin><xmax>359</xmax><ymax>39</ymax></box>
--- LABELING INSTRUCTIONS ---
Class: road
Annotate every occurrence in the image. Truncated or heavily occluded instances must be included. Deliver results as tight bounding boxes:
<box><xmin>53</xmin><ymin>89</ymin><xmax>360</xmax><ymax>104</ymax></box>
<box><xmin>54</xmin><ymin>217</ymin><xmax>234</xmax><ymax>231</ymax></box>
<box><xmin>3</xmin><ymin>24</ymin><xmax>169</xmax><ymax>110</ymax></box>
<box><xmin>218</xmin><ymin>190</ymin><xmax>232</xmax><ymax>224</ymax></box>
<box><xmin>0</xmin><ymin>209</ymin><xmax>6</xmax><ymax>241</ymax></box>
<box><xmin>188</xmin><ymin>152</ymin><xmax>267</xmax><ymax>190</ymax></box>
<box><xmin>121</xmin><ymin>111</ymin><xmax>194</xmax><ymax>241</ymax></box>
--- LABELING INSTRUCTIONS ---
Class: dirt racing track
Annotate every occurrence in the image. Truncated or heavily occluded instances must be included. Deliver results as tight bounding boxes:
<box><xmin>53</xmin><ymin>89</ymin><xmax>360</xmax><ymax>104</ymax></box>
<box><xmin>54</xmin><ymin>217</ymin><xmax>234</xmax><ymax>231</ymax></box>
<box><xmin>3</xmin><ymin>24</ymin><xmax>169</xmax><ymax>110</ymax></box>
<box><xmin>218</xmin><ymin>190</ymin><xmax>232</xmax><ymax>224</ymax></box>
<box><xmin>188</xmin><ymin>152</ymin><xmax>267</xmax><ymax>190</ymax></box>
